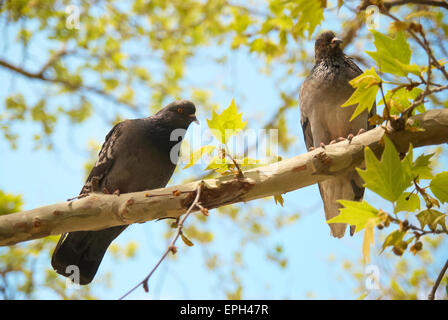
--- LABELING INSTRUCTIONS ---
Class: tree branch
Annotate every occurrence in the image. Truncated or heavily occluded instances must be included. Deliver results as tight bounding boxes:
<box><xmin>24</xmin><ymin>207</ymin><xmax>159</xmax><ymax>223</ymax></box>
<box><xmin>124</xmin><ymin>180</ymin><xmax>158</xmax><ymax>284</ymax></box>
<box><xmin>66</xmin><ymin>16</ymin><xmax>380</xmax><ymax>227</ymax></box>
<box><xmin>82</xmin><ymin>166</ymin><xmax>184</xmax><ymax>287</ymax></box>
<box><xmin>428</xmin><ymin>257</ymin><xmax>448</xmax><ymax>300</ymax></box>
<box><xmin>119</xmin><ymin>181</ymin><xmax>205</xmax><ymax>300</ymax></box>
<box><xmin>384</xmin><ymin>0</ymin><xmax>448</xmax><ymax>10</ymax></box>
<box><xmin>0</xmin><ymin>58</ymin><xmax>139</xmax><ymax>110</ymax></box>
<box><xmin>1</xmin><ymin>109</ymin><xmax>448</xmax><ymax>246</ymax></box>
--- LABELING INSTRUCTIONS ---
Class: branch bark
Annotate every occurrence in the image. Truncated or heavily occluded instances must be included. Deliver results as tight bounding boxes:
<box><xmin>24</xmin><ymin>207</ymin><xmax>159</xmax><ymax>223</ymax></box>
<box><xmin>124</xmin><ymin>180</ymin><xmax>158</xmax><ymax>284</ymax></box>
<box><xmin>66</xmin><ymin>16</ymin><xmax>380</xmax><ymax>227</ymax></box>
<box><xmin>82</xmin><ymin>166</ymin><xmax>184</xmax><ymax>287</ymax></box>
<box><xmin>1</xmin><ymin>109</ymin><xmax>448</xmax><ymax>246</ymax></box>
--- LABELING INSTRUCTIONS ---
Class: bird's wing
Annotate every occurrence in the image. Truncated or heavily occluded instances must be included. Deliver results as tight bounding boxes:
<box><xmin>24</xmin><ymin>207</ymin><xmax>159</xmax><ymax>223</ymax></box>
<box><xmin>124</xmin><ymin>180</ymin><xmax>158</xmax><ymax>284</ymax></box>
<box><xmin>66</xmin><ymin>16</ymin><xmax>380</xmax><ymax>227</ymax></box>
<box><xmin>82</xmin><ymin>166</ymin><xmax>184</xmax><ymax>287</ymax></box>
<box><xmin>80</xmin><ymin>121</ymin><xmax>124</xmax><ymax>195</ymax></box>
<box><xmin>299</xmin><ymin>80</ymin><xmax>314</xmax><ymax>150</ymax></box>
<box><xmin>344</xmin><ymin>55</ymin><xmax>363</xmax><ymax>76</ymax></box>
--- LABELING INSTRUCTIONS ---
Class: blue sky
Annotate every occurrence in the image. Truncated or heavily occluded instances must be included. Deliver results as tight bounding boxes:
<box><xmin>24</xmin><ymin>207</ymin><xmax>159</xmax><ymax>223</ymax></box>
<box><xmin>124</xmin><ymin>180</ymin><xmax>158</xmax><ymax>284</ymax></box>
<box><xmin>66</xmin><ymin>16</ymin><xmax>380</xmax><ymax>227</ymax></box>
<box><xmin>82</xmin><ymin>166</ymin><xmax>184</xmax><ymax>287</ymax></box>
<box><xmin>1</xmin><ymin>2</ymin><xmax>447</xmax><ymax>300</ymax></box>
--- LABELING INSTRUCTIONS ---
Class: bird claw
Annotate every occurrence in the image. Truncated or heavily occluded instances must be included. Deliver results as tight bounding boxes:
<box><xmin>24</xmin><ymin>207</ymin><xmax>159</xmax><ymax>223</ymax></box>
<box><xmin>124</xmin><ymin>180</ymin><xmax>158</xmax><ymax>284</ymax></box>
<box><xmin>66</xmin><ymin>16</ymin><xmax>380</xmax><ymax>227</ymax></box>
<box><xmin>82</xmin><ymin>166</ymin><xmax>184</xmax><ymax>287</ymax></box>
<box><xmin>319</xmin><ymin>142</ymin><xmax>326</xmax><ymax>149</ymax></box>
<box><xmin>113</xmin><ymin>189</ymin><xmax>121</xmax><ymax>196</ymax></box>
<box><xmin>347</xmin><ymin>133</ymin><xmax>354</xmax><ymax>143</ymax></box>
<box><xmin>348</xmin><ymin>129</ymin><xmax>366</xmax><ymax>143</ymax></box>
<box><xmin>308</xmin><ymin>146</ymin><xmax>316</xmax><ymax>151</ymax></box>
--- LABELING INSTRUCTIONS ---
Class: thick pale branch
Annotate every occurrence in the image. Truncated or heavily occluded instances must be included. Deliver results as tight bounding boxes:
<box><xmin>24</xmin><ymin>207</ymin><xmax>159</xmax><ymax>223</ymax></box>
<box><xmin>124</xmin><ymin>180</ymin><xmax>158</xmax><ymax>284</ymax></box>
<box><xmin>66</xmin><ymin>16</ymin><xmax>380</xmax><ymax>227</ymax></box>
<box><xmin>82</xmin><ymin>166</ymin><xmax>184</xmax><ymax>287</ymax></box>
<box><xmin>1</xmin><ymin>109</ymin><xmax>448</xmax><ymax>246</ymax></box>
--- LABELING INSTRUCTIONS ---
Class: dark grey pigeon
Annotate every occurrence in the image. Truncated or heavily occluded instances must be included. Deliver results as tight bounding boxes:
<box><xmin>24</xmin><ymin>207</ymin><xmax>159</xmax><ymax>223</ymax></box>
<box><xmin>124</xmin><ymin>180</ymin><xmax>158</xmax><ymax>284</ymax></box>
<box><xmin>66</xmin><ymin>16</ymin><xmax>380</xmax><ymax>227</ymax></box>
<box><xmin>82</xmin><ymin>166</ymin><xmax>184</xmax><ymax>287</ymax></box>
<box><xmin>52</xmin><ymin>100</ymin><xmax>198</xmax><ymax>285</ymax></box>
<box><xmin>299</xmin><ymin>31</ymin><xmax>376</xmax><ymax>238</ymax></box>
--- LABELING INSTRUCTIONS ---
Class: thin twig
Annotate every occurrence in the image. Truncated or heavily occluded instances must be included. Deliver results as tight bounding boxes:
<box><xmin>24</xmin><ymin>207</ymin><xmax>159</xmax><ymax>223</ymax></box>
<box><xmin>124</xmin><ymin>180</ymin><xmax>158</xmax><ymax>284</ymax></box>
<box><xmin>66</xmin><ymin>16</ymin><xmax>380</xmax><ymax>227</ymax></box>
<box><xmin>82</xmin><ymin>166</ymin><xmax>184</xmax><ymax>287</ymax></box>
<box><xmin>384</xmin><ymin>0</ymin><xmax>448</xmax><ymax>10</ymax></box>
<box><xmin>118</xmin><ymin>181</ymin><xmax>205</xmax><ymax>300</ymax></box>
<box><xmin>382</xmin><ymin>11</ymin><xmax>448</xmax><ymax>80</ymax></box>
<box><xmin>404</xmin><ymin>85</ymin><xmax>448</xmax><ymax>118</ymax></box>
<box><xmin>428</xmin><ymin>258</ymin><xmax>448</xmax><ymax>300</ymax></box>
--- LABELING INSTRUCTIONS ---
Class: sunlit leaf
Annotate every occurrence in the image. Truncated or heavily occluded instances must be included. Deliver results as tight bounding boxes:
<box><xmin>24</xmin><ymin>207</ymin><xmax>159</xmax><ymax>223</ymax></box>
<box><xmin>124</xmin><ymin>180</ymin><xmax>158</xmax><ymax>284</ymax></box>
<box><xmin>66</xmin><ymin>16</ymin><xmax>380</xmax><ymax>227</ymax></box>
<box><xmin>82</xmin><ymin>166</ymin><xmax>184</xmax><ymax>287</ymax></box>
<box><xmin>206</xmin><ymin>99</ymin><xmax>247</xmax><ymax>144</ymax></box>
<box><xmin>184</xmin><ymin>145</ymin><xmax>215</xmax><ymax>169</ymax></box>
<box><xmin>328</xmin><ymin>200</ymin><xmax>379</xmax><ymax>233</ymax></box>
<box><xmin>357</xmin><ymin>137</ymin><xmax>413</xmax><ymax>202</ymax></box>
<box><xmin>366</xmin><ymin>30</ymin><xmax>421</xmax><ymax>77</ymax></box>
<box><xmin>341</xmin><ymin>67</ymin><xmax>380</xmax><ymax>121</ymax></box>
<box><xmin>430</xmin><ymin>172</ymin><xmax>448</xmax><ymax>203</ymax></box>
<box><xmin>378</xmin><ymin>87</ymin><xmax>423</xmax><ymax>115</ymax></box>
<box><xmin>394</xmin><ymin>192</ymin><xmax>420</xmax><ymax>214</ymax></box>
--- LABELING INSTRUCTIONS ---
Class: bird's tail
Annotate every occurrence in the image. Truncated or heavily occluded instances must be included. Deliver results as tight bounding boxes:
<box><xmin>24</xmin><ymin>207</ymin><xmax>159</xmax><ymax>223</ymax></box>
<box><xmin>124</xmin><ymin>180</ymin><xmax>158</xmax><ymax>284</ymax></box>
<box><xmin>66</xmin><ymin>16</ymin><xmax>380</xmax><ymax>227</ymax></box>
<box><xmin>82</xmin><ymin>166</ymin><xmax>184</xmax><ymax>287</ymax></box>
<box><xmin>318</xmin><ymin>170</ymin><xmax>365</xmax><ymax>238</ymax></box>
<box><xmin>51</xmin><ymin>225</ymin><xmax>127</xmax><ymax>285</ymax></box>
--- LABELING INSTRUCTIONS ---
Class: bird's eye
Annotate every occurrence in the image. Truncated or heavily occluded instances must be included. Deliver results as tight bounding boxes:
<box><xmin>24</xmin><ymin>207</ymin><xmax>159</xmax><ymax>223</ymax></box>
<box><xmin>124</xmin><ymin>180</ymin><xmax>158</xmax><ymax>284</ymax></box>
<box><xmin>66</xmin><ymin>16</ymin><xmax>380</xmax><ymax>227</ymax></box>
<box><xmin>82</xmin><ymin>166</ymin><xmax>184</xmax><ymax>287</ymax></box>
<box><xmin>177</xmin><ymin>107</ymin><xmax>183</xmax><ymax>113</ymax></box>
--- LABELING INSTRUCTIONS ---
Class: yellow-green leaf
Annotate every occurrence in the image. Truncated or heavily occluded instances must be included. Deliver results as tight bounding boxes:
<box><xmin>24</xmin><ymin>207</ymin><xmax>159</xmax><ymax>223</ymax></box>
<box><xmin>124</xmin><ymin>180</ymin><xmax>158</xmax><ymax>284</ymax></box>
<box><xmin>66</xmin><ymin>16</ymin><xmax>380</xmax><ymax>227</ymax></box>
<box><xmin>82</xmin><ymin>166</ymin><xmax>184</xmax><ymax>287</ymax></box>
<box><xmin>341</xmin><ymin>68</ymin><xmax>380</xmax><ymax>121</ymax></box>
<box><xmin>430</xmin><ymin>172</ymin><xmax>448</xmax><ymax>203</ymax></box>
<box><xmin>394</xmin><ymin>192</ymin><xmax>420</xmax><ymax>214</ymax></box>
<box><xmin>357</xmin><ymin>137</ymin><xmax>413</xmax><ymax>202</ymax></box>
<box><xmin>206</xmin><ymin>156</ymin><xmax>230</xmax><ymax>174</ymax></box>
<box><xmin>366</xmin><ymin>30</ymin><xmax>421</xmax><ymax>77</ymax></box>
<box><xmin>183</xmin><ymin>145</ymin><xmax>215</xmax><ymax>169</ymax></box>
<box><xmin>328</xmin><ymin>200</ymin><xmax>379</xmax><ymax>233</ymax></box>
<box><xmin>378</xmin><ymin>87</ymin><xmax>424</xmax><ymax>115</ymax></box>
<box><xmin>206</xmin><ymin>99</ymin><xmax>247</xmax><ymax>144</ymax></box>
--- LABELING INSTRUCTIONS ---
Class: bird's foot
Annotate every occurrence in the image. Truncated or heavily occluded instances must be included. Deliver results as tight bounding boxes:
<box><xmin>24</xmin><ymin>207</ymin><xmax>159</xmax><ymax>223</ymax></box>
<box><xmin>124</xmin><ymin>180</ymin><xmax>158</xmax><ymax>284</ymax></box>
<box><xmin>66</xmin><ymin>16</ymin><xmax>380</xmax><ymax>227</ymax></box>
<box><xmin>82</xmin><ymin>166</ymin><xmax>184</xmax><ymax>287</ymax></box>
<box><xmin>103</xmin><ymin>187</ymin><xmax>111</xmax><ymax>194</ymax></box>
<box><xmin>113</xmin><ymin>189</ymin><xmax>121</xmax><ymax>196</ymax></box>
<box><xmin>348</xmin><ymin>129</ymin><xmax>365</xmax><ymax>143</ymax></box>
<box><xmin>308</xmin><ymin>146</ymin><xmax>316</xmax><ymax>151</ymax></box>
<box><xmin>329</xmin><ymin>137</ymin><xmax>347</xmax><ymax>145</ymax></box>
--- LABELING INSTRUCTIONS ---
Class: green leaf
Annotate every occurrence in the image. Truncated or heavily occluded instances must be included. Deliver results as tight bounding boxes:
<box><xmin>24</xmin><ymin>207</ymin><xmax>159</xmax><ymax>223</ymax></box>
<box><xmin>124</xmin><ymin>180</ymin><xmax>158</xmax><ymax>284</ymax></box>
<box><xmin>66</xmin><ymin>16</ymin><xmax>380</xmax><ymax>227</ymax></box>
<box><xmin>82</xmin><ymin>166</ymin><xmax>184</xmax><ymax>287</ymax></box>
<box><xmin>430</xmin><ymin>172</ymin><xmax>448</xmax><ymax>203</ymax></box>
<box><xmin>341</xmin><ymin>67</ymin><xmax>380</xmax><ymax>121</ymax></box>
<box><xmin>328</xmin><ymin>200</ymin><xmax>379</xmax><ymax>233</ymax></box>
<box><xmin>291</xmin><ymin>0</ymin><xmax>324</xmax><ymax>40</ymax></box>
<box><xmin>366</xmin><ymin>31</ymin><xmax>421</xmax><ymax>77</ymax></box>
<box><xmin>378</xmin><ymin>87</ymin><xmax>423</xmax><ymax>115</ymax></box>
<box><xmin>416</xmin><ymin>209</ymin><xmax>446</xmax><ymax>230</ymax></box>
<box><xmin>206</xmin><ymin>99</ymin><xmax>247</xmax><ymax>144</ymax></box>
<box><xmin>394</xmin><ymin>192</ymin><xmax>421</xmax><ymax>214</ymax></box>
<box><xmin>381</xmin><ymin>230</ymin><xmax>406</xmax><ymax>253</ymax></box>
<box><xmin>183</xmin><ymin>145</ymin><xmax>215</xmax><ymax>169</ymax></box>
<box><xmin>357</xmin><ymin>136</ymin><xmax>413</xmax><ymax>202</ymax></box>
<box><xmin>401</xmin><ymin>144</ymin><xmax>434</xmax><ymax>180</ymax></box>
<box><xmin>412</xmin><ymin>153</ymin><xmax>434</xmax><ymax>180</ymax></box>
<box><xmin>205</xmin><ymin>156</ymin><xmax>230</xmax><ymax>174</ymax></box>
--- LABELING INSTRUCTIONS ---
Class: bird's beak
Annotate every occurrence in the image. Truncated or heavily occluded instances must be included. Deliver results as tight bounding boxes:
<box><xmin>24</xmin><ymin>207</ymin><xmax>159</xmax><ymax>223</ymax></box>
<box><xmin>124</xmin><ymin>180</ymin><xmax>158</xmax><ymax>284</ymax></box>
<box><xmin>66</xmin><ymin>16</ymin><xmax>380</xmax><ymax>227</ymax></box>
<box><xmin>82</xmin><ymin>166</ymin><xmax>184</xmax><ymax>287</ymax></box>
<box><xmin>331</xmin><ymin>37</ymin><xmax>343</xmax><ymax>47</ymax></box>
<box><xmin>190</xmin><ymin>114</ymin><xmax>200</xmax><ymax>124</ymax></box>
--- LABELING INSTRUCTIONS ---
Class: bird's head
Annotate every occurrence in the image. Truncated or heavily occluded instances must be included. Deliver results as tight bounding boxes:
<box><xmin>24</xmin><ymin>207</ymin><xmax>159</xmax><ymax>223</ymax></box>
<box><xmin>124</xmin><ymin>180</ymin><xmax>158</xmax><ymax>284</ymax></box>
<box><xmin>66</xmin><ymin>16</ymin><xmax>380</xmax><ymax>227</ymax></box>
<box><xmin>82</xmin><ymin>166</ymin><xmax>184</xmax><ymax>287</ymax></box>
<box><xmin>156</xmin><ymin>100</ymin><xmax>199</xmax><ymax>129</ymax></box>
<box><xmin>314</xmin><ymin>30</ymin><xmax>343</xmax><ymax>62</ymax></box>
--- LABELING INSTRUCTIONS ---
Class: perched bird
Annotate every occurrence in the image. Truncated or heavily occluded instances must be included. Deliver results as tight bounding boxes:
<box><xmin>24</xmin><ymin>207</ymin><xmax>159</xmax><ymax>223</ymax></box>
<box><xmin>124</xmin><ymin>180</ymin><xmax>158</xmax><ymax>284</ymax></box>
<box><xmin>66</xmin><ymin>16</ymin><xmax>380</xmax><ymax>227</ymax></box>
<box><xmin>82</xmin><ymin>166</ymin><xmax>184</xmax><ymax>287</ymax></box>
<box><xmin>299</xmin><ymin>31</ymin><xmax>376</xmax><ymax>238</ymax></box>
<box><xmin>52</xmin><ymin>100</ymin><xmax>198</xmax><ymax>285</ymax></box>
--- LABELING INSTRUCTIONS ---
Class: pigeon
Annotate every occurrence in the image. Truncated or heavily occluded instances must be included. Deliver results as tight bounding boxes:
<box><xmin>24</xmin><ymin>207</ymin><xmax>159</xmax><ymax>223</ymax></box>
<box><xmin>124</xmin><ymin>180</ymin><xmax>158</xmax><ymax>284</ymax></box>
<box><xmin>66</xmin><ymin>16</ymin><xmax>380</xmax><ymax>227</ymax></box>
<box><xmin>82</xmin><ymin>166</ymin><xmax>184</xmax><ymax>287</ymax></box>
<box><xmin>298</xmin><ymin>31</ymin><xmax>376</xmax><ymax>238</ymax></box>
<box><xmin>51</xmin><ymin>100</ymin><xmax>198</xmax><ymax>285</ymax></box>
